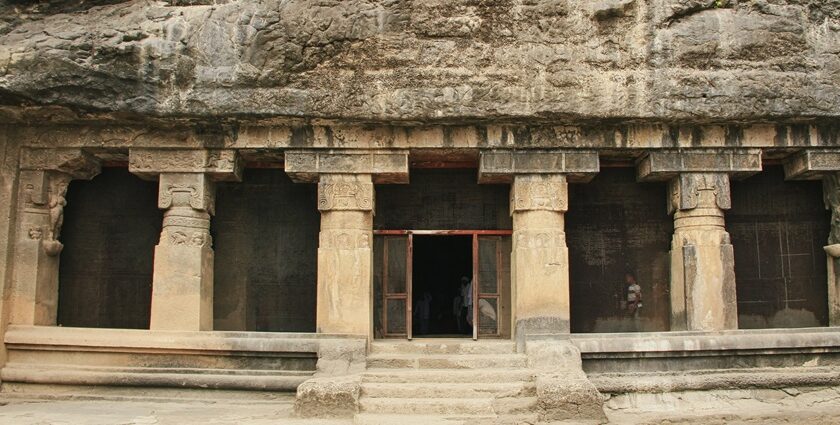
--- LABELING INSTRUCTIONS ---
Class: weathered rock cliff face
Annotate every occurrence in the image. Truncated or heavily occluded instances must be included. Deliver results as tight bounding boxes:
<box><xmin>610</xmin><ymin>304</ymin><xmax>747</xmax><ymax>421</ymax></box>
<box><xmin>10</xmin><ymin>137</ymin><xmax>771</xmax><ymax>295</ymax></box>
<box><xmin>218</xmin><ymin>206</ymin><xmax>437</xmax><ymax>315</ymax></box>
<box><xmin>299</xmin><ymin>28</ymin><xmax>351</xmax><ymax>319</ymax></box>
<box><xmin>0</xmin><ymin>0</ymin><xmax>838</xmax><ymax>124</ymax></box>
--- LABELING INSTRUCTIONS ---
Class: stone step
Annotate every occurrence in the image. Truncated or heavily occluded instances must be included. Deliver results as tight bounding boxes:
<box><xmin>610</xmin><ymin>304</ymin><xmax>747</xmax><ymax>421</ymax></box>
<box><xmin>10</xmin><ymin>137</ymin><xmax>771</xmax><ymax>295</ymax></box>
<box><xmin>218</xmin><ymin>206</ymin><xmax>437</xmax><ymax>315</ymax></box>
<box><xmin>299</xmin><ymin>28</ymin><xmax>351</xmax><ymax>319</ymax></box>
<box><xmin>359</xmin><ymin>397</ymin><xmax>495</xmax><ymax>415</ymax></box>
<box><xmin>370</xmin><ymin>340</ymin><xmax>517</xmax><ymax>356</ymax></box>
<box><xmin>366</xmin><ymin>354</ymin><xmax>527</xmax><ymax>369</ymax></box>
<box><xmin>362</xmin><ymin>369</ymin><xmax>537</xmax><ymax>384</ymax></box>
<box><xmin>361</xmin><ymin>382</ymin><xmax>536</xmax><ymax>399</ymax></box>
<box><xmin>353</xmin><ymin>413</ymin><xmax>498</xmax><ymax>425</ymax></box>
<box><xmin>359</xmin><ymin>396</ymin><xmax>539</xmax><ymax>415</ymax></box>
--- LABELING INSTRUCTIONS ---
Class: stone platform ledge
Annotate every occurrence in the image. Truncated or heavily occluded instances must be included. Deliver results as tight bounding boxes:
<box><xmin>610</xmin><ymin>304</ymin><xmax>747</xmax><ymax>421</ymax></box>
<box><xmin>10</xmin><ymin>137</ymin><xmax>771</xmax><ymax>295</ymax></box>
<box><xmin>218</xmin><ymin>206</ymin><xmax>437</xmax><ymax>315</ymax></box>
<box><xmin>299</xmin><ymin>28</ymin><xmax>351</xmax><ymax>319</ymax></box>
<box><xmin>0</xmin><ymin>365</ymin><xmax>309</xmax><ymax>391</ymax></box>
<box><xmin>4</xmin><ymin>325</ymin><xmax>365</xmax><ymax>353</ymax></box>
<box><xmin>571</xmin><ymin>327</ymin><xmax>840</xmax><ymax>356</ymax></box>
<box><xmin>2</xmin><ymin>326</ymin><xmax>367</xmax><ymax>392</ymax></box>
<box><xmin>590</xmin><ymin>367</ymin><xmax>840</xmax><ymax>394</ymax></box>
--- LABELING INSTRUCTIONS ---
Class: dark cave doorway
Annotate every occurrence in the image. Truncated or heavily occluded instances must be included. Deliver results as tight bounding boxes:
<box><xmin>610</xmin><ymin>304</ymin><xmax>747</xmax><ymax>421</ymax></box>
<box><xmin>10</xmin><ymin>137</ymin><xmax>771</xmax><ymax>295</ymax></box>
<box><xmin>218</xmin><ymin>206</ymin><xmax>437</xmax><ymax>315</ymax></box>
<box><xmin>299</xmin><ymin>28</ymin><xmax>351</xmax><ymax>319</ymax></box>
<box><xmin>411</xmin><ymin>235</ymin><xmax>473</xmax><ymax>338</ymax></box>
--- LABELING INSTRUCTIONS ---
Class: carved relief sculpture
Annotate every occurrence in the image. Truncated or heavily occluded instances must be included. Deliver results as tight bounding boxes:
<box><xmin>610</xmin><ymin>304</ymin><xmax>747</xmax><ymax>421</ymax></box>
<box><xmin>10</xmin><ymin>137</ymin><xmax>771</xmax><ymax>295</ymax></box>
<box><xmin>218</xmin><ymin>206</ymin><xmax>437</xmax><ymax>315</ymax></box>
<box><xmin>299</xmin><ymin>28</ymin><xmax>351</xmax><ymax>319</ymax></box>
<box><xmin>156</xmin><ymin>174</ymin><xmax>215</xmax><ymax>249</ymax></box>
<box><xmin>318</xmin><ymin>181</ymin><xmax>374</xmax><ymax>211</ymax></box>
<box><xmin>510</xmin><ymin>178</ymin><xmax>568</xmax><ymax>213</ymax></box>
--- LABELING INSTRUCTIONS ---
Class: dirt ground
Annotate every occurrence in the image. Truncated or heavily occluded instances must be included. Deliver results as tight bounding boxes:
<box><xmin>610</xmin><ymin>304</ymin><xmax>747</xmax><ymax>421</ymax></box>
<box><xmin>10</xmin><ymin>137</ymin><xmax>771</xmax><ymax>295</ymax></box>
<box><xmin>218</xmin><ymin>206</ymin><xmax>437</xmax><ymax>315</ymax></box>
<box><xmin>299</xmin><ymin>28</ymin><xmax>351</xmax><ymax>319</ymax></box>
<box><xmin>0</xmin><ymin>393</ymin><xmax>839</xmax><ymax>425</ymax></box>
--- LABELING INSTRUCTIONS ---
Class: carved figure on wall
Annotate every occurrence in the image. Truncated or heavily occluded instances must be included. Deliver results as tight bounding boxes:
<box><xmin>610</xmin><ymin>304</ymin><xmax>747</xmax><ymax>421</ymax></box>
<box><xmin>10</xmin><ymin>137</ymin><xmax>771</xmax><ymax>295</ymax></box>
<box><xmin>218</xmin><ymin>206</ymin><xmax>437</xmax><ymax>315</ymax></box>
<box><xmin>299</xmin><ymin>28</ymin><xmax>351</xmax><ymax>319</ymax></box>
<box><xmin>48</xmin><ymin>179</ymin><xmax>68</xmax><ymax>241</ymax></box>
<box><xmin>28</xmin><ymin>228</ymin><xmax>43</xmax><ymax>240</ymax></box>
<box><xmin>190</xmin><ymin>232</ymin><xmax>208</xmax><ymax>247</ymax></box>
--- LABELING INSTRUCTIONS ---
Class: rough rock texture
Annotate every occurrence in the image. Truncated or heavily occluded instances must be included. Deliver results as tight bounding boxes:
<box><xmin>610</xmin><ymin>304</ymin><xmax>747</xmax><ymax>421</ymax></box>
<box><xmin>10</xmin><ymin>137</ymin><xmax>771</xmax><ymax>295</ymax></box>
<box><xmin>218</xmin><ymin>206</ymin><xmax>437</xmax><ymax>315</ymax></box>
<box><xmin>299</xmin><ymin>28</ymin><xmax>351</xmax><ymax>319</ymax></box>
<box><xmin>527</xmin><ymin>340</ymin><xmax>607</xmax><ymax>422</ymax></box>
<box><xmin>0</xmin><ymin>0</ymin><xmax>839</xmax><ymax>124</ymax></box>
<box><xmin>294</xmin><ymin>375</ymin><xmax>361</xmax><ymax>418</ymax></box>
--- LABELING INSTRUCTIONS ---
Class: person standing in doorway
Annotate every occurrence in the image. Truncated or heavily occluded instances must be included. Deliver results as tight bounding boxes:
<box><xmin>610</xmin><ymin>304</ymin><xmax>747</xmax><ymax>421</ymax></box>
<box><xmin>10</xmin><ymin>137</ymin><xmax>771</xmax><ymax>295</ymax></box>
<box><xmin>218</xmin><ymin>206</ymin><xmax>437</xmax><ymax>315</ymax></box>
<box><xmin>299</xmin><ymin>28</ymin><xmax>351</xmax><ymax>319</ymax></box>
<box><xmin>460</xmin><ymin>276</ymin><xmax>473</xmax><ymax>328</ymax></box>
<box><xmin>453</xmin><ymin>291</ymin><xmax>464</xmax><ymax>333</ymax></box>
<box><xmin>415</xmin><ymin>292</ymin><xmax>432</xmax><ymax>335</ymax></box>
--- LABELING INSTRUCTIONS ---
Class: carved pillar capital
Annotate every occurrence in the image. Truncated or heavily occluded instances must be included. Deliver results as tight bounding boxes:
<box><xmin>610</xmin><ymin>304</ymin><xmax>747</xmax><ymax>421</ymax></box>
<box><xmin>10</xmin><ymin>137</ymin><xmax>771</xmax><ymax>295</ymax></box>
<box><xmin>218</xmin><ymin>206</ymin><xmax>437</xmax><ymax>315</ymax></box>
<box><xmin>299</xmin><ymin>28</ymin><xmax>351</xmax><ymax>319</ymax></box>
<box><xmin>158</xmin><ymin>173</ymin><xmax>216</xmax><ymax>214</ymax></box>
<box><xmin>156</xmin><ymin>173</ymin><xmax>214</xmax><ymax>250</ymax></box>
<box><xmin>636</xmin><ymin>149</ymin><xmax>759</xmax><ymax>216</ymax></box>
<box><xmin>510</xmin><ymin>174</ymin><xmax>568</xmax><ymax>214</ymax></box>
<box><xmin>667</xmin><ymin>172</ymin><xmax>731</xmax><ymax>215</ymax></box>
<box><xmin>317</xmin><ymin>174</ymin><xmax>375</xmax><ymax>212</ymax></box>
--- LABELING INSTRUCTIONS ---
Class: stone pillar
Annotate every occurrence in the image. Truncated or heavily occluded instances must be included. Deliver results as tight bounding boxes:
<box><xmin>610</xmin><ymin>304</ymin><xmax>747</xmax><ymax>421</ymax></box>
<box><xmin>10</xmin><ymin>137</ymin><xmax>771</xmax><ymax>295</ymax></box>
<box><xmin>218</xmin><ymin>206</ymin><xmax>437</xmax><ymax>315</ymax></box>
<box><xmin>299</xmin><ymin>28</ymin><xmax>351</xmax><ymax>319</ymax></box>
<box><xmin>479</xmin><ymin>149</ymin><xmax>599</xmax><ymax>344</ymax></box>
<box><xmin>510</xmin><ymin>174</ymin><xmax>571</xmax><ymax>338</ymax></box>
<box><xmin>480</xmin><ymin>149</ymin><xmax>604</xmax><ymax>422</ymax></box>
<box><xmin>151</xmin><ymin>173</ymin><xmax>216</xmax><ymax>331</ymax></box>
<box><xmin>129</xmin><ymin>148</ymin><xmax>242</xmax><ymax>331</ymax></box>
<box><xmin>638</xmin><ymin>149</ymin><xmax>761</xmax><ymax>331</ymax></box>
<box><xmin>10</xmin><ymin>149</ymin><xmax>100</xmax><ymax>325</ymax></box>
<box><xmin>667</xmin><ymin>173</ymin><xmax>737</xmax><ymax>331</ymax></box>
<box><xmin>315</xmin><ymin>174</ymin><xmax>375</xmax><ymax>335</ymax></box>
<box><xmin>784</xmin><ymin>149</ymin><xmax>840</xmax><ymax>326</ymax></box>
<box><xmin>285</xmin><ymin>149</ymin><xmax>409</xmax><ymax>337</ymax></box>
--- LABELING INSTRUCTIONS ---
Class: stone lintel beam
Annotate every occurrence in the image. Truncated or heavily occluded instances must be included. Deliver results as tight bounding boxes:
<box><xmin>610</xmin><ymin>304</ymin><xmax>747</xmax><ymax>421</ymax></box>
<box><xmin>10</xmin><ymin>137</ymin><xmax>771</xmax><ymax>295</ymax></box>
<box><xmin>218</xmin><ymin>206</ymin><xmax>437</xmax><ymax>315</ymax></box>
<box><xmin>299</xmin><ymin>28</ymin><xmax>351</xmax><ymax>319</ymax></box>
<box><xmin>284</xmin><ymin>149</ymin><xmax>409</xmax><ymax>184</ymax></box>
<box><xmin>128</xmin><ymin>149</ymin><xmax>243</xmax><ymax>182</ymax></box>
<box><xmin>784</xmin><ymin>149</ymin><xmax>840</xmax><ymax>181</ymax></box>
<box><xmin>636</xmin><ymin>149</ymin><xmax>762</xmax><ymax>182</ymax></box>
<box><xmin>20</xmin><ymin>148</ymin><xmax>101</xmax><ymax>180</ymax></box>
<box><xmin>478</xmin><ymin>150</ymin><xmax>600</xmax><ymax>184</ymax></box>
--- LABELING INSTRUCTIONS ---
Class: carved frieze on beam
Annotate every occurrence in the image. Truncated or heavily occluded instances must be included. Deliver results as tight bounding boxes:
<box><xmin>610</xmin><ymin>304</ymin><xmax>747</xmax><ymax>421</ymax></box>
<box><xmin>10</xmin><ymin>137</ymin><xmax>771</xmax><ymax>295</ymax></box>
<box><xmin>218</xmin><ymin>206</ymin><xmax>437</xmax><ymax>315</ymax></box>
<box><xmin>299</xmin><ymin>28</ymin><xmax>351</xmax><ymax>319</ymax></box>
<box><xmin>636</xmin><ymin>149</ymin><xmax>762</xmax><ymax>182</ymax></box>
<box><xmin>784</xmin><ymin>149</ymin><xmax>840</xmax><ymax>181</ymax></box>
<box><xmin>284</xmin><ymin>149</ymin><xmax>409</xmax><ymax>184</ymax></box>
<box><xmin>128</xmin><ymin>149</ymin><xmax>242</xmax><ymax>181</ymax></box>
<box><xmin>478</xmin><ymin>150</ymin><xmax>599</xmax><ymax>184</ymax></box>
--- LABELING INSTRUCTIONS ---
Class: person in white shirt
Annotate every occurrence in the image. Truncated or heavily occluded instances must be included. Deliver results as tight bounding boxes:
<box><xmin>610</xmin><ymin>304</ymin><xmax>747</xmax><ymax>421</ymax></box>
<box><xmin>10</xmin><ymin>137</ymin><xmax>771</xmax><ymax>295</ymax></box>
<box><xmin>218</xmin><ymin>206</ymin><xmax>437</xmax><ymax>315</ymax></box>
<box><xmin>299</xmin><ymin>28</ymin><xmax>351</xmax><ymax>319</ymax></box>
<box><xmin>625</xmin><ymin>273</ymin><xmax>642</xmax><ymax>317</ymax></box>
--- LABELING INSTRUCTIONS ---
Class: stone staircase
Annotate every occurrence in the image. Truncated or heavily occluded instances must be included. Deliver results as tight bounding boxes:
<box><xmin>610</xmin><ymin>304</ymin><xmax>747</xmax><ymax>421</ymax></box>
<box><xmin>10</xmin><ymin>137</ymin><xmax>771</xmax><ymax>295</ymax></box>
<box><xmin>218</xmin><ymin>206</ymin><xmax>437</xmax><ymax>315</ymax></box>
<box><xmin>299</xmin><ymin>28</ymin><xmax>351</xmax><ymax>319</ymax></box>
<box><xmin>354</xmin><ymin>340</ymin><xmax>539</xmax><ymax>425</ymax></box>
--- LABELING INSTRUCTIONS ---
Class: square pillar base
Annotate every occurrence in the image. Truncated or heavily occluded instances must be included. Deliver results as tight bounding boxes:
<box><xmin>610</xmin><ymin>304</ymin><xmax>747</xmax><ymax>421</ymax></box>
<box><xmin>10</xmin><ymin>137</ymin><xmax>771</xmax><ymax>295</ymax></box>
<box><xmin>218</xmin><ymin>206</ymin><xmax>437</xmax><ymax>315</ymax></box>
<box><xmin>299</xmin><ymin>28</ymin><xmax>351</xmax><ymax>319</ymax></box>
<box><xmin>150</xmin><ymin>244</ymin><xmax>214</xmax><ymax>331</ymax></box>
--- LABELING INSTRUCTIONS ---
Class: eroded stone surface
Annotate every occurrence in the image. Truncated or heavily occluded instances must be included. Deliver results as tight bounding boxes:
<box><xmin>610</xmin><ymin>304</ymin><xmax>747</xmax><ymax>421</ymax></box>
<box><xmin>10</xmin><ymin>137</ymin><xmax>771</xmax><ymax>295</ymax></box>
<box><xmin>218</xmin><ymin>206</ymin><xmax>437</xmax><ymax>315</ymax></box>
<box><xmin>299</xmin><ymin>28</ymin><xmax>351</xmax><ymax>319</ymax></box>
<box><xmin>0</xmin><ymin>0</ymin><xmax>839</xmax><ymax>124</ymax></box>
<box><xmin>295</xmin><ymin>375</ymin><xmax>361</xmax><ymax>418</ymax></box>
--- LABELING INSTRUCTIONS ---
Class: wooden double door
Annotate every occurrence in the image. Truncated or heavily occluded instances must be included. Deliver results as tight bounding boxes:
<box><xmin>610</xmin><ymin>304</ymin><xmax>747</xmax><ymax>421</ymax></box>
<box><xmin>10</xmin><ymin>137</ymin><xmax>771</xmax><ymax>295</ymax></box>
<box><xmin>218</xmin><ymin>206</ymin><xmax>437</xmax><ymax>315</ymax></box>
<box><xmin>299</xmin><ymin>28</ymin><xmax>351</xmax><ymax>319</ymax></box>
<box><xmin>373</xmin><ymin>230</ymin><xmax>512</xmax><ymax>340</ymax></box>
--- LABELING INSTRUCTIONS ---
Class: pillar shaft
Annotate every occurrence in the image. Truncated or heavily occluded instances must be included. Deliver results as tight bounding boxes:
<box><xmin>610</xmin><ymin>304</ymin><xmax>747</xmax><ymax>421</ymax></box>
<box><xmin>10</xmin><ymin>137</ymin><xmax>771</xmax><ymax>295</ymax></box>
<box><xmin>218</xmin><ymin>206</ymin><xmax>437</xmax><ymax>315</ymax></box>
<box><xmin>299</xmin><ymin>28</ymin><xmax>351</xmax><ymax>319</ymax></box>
<box><xmin>668</xmin><ymin>173</ymin><xmax>737</xmax><ymax>331</ymax></box>
<box><xmin>150</xmin><ymin>173</ymin><xmax>216</xmax><ymax>331</ymax></box>
<box><xmin>10</xmin><ymin>171</ymin><xmax>70</xmax><ymax>325</ymax></box>
<box><xmin>316</xmin><ymin>174</ymin><xmax>374</xmax><ymax>335</ymax></box>
<box><xmin>511</xmin><ymin>174</ymin><xmax>570</xmax><ymax>342</ymax></box>
<box><xmin>11</xmin><ymin>149</ymin><xmax>100</xmax><ymax>326</ymax></box>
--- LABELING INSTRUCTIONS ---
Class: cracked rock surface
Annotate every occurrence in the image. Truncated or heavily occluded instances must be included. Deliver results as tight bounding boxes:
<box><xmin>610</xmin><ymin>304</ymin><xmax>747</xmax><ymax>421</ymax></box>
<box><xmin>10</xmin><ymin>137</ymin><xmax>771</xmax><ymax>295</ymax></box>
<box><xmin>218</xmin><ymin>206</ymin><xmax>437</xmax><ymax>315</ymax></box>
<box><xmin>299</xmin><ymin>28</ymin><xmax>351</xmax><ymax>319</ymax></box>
<box><xmin>0</xmin><ymin>0</ymin><xmax>838</xmax><ymax>124</ymax></box>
